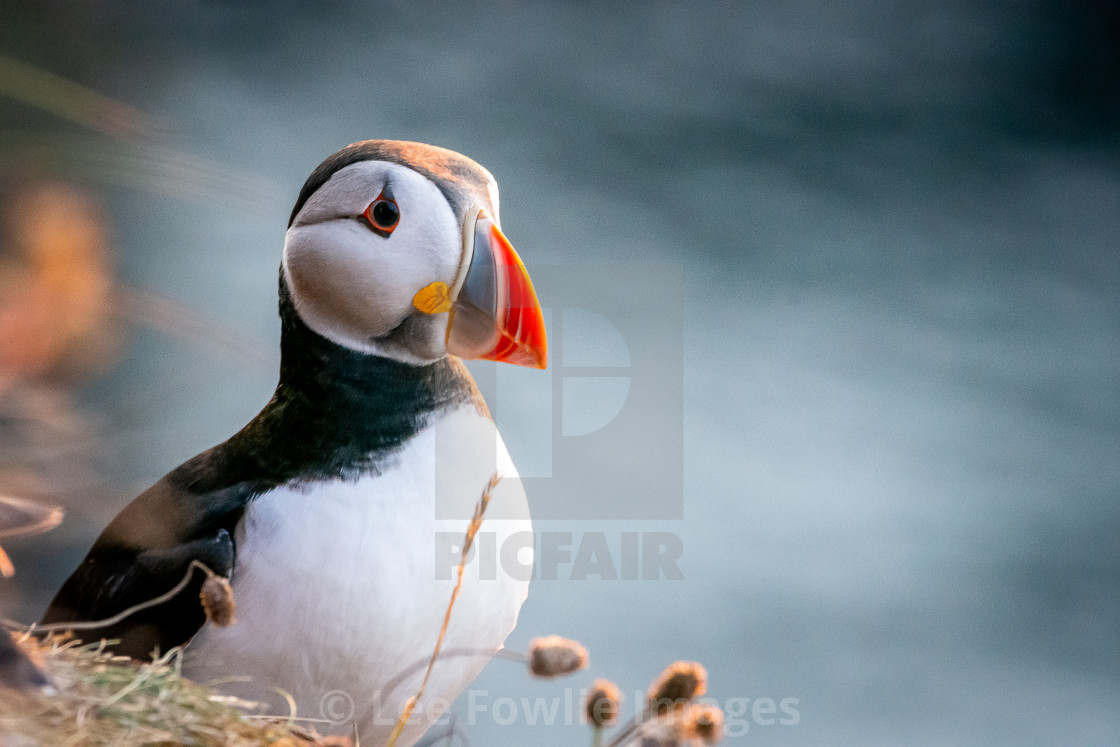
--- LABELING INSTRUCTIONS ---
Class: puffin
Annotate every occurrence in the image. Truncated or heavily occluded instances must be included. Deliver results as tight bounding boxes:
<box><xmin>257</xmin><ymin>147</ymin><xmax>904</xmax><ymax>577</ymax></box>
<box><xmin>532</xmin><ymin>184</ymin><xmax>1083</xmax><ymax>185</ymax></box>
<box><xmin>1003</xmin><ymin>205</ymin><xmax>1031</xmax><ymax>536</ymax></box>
<box><xmin>41</xmin><ymin>140</ymin><xmax>547</xmax><ymax>745</ymax></box>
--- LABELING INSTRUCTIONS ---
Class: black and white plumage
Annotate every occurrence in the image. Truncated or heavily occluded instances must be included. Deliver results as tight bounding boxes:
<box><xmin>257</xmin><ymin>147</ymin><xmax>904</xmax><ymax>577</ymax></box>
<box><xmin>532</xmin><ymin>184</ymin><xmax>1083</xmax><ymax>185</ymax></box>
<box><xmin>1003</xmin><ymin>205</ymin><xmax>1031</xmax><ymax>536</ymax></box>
<box><xmin>42</xmin><ymin>140</ymin><xmax>547</xmax><ymax>745</ymax></box>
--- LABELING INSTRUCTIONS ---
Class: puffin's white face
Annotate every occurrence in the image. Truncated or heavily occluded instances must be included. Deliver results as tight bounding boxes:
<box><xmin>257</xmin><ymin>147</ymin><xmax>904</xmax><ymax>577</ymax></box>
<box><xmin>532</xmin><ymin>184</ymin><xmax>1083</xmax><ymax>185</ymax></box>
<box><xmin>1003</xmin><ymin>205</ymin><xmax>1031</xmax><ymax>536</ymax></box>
<box><xmin>282</xmin><ymin>160</ymin><xmax>467</xmax><ymax>364</ymax></box>
<box><xmin>283</xmin><ymin>147</ymin><xmax>547</xmax><ymax>369</ymax></box>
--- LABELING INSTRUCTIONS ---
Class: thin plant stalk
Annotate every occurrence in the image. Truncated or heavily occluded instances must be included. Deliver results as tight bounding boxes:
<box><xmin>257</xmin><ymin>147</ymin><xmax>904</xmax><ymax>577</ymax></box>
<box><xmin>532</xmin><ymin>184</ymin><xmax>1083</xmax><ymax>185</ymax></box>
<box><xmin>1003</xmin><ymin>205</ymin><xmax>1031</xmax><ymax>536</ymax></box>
<box><xmin>5</xmin><ymin>560</ymin><xmax>218</xmax><ymax>635</ymax></box>
<box><xmin>386</xmin><ymin>472</ymin><xmax>501</xmax><ymax>747</ymax></box>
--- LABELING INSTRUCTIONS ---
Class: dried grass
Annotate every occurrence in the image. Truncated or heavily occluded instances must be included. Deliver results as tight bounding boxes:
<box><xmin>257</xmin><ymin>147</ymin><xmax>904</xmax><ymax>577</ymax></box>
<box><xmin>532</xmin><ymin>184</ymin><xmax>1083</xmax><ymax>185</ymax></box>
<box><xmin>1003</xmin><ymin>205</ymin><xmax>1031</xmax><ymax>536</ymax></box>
<box><xmin>0</xmin><ymin>633</ymin><xmax>338</xmax><ymax>747</ymax></box>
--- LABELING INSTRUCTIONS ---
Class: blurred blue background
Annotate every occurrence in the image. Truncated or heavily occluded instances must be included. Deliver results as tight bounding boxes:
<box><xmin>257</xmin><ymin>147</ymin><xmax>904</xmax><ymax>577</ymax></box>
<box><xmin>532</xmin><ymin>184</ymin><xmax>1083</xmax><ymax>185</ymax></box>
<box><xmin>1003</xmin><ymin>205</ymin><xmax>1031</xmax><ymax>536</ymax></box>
<box><xmin>1</xmin><ymin>1</ymin><xmax>1118</xmax><ymax>744</ymax></box>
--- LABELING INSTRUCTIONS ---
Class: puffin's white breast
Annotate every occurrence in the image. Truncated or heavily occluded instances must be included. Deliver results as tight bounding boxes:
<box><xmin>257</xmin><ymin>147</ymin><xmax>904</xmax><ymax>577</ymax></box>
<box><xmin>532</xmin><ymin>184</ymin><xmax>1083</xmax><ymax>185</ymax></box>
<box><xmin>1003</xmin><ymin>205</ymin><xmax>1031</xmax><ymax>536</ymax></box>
<box><xmin>183</xmin><ymin>405</ymin><xmax>532</xmax><ymax>746</ymax></box>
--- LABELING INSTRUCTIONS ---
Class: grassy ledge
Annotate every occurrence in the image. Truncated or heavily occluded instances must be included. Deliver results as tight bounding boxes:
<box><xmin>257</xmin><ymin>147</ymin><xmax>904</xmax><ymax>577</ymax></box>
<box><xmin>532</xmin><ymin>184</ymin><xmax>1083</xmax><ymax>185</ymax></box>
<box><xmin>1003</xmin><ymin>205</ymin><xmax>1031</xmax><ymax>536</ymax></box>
<box><xmin>0</xmin><ymin>633</ymin><xmax>346</xmax><ymax>747</ymax></box>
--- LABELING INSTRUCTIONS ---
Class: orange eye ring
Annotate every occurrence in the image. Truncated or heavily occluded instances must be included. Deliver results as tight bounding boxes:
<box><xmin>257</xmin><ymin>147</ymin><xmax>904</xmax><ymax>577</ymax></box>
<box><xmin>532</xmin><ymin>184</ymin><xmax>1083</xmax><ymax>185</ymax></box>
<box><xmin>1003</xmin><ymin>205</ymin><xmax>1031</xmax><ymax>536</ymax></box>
<box><xmin>362</xmin><ymin>189</ymin><xmax>400</xmax><ymax>237</ymax></box>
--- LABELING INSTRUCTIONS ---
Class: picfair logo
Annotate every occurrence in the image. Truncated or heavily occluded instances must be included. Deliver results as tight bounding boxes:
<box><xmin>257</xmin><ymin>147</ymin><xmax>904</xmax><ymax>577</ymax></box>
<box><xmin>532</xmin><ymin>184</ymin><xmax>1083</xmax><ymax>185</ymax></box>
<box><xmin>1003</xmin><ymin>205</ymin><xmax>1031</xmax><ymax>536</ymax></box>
<box><xmin>438</xmin><ymin>265</ymin><xmax>683</xmax><ymax>520</ymax></box>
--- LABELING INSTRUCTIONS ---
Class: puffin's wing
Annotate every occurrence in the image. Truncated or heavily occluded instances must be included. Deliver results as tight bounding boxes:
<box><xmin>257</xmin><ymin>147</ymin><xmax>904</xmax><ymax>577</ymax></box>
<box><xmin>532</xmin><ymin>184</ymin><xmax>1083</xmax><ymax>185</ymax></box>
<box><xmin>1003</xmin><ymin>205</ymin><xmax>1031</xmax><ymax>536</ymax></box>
<box><xmin>40</xmin><ymin>473</ymin><xmax>252</xmax><ymax>660</ymax></box>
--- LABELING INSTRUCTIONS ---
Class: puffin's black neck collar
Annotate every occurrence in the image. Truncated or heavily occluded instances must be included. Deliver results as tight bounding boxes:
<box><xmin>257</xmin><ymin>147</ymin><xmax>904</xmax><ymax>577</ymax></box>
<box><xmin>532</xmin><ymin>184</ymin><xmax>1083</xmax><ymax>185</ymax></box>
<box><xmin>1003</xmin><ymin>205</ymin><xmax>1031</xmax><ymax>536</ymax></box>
<box><xmin>169</xmin><ymin>275</ymin><xmax>480</xmax><ymax>494</ymax></box>
<box><xmin>276</xmin><ymin>275</ymin><xmax>430</xmax><ymax>401</ymax></box>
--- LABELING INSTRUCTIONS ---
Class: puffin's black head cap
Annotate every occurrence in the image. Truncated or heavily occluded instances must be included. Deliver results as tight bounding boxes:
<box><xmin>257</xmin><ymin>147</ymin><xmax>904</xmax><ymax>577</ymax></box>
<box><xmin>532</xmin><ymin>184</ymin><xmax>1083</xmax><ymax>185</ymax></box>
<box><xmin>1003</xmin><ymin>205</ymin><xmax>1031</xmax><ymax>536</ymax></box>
<box><xmin>288</xmin><ymin>140</ymin><xmax>499</xmax><ymax>228</ymax></box>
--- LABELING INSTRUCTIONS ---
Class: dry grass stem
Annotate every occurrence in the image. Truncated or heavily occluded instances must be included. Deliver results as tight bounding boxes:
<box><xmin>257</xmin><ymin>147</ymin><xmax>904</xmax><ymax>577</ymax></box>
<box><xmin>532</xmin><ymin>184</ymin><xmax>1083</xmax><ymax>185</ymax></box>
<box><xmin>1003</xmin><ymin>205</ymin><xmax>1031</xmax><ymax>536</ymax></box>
<box><xmin>0</xmin><ymin>494</ymin><xmax>65</xmax><ymax>578</ymax></box>
<box><xmin>0</xmin><ymin>53</ymin><xmax>159</xmax><ymax>144</ymax></box>
<box><xmin>7</xmin><ymin>560</ymin><xmax>222</xmax><ymax>637</ymax></box>
<box><xmin>386</xmin><ymin>471</ymin><xmax>502</xmax><ymax>747</ymax></box>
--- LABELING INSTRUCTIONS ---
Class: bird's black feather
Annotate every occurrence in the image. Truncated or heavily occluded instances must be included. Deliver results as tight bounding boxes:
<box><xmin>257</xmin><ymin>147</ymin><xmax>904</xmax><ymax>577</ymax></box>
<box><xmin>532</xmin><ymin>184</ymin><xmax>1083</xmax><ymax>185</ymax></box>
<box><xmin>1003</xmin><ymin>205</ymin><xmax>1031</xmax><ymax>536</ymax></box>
<box><xmin>41</xmin><ymin>273</ymin><xmax>484</xmax><ymax>658</ymax></box>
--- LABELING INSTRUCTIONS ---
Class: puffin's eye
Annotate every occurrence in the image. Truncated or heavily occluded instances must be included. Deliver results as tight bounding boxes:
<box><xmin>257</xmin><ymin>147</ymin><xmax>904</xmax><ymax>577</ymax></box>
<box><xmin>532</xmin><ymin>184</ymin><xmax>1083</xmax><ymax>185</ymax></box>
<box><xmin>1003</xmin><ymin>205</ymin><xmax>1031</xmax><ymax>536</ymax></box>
<box><xmin>362</xmin><ymin>191</ymin><xmax>400</xmax><ymax>237</ymax></box>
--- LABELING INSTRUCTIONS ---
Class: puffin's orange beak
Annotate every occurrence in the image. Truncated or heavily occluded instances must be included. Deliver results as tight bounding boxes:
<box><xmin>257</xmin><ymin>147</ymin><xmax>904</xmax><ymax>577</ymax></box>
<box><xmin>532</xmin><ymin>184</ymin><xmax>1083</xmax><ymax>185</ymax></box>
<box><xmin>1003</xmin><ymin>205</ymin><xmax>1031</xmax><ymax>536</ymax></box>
<box><xmin>444</xmin><ymin>210</ymin><xmax>547</xmax><ymax>369</ymax></box>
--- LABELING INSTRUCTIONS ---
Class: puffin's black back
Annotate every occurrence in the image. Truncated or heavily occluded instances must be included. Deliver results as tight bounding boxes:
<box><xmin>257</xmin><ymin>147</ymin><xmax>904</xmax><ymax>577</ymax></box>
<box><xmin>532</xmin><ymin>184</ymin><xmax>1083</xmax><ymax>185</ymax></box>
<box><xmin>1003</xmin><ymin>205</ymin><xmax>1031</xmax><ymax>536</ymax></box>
<box><xmin>41</xmin><ymin>274</ymin><xmax>486</xmax><ymax>658</ymax></box>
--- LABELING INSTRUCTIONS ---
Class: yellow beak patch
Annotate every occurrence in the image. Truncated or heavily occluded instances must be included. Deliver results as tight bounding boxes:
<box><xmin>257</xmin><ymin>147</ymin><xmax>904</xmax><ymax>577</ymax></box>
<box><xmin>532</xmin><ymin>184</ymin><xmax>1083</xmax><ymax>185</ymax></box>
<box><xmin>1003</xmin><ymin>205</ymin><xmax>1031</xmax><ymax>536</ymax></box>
<box><xmin>412</xmin><ymin>281</ymin><xmax>453</xmax><ymax>314</ymax></box>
